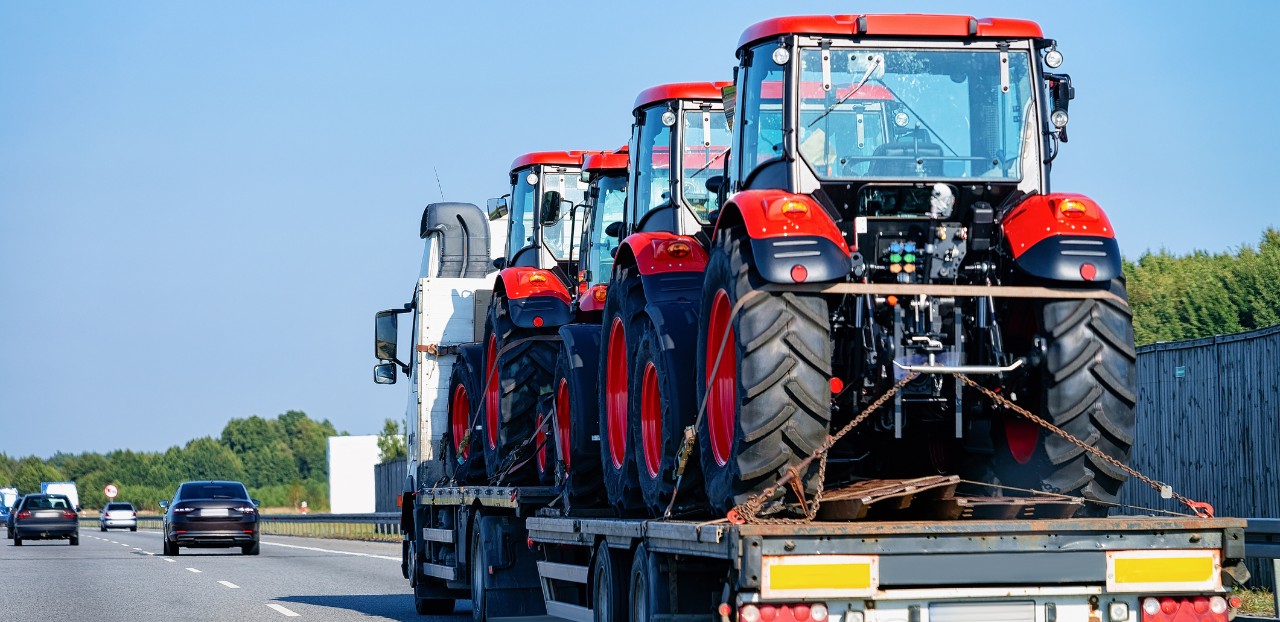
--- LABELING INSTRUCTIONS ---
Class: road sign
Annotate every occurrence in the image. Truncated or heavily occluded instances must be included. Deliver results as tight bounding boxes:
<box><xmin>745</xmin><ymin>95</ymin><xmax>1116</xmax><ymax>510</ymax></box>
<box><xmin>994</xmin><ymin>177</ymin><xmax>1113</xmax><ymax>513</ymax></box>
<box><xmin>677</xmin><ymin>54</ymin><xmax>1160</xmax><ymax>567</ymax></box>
<box><xmin>104</xmin><ymin>484</ymin><xmax>118</xmax><ymax>499</ymax></box>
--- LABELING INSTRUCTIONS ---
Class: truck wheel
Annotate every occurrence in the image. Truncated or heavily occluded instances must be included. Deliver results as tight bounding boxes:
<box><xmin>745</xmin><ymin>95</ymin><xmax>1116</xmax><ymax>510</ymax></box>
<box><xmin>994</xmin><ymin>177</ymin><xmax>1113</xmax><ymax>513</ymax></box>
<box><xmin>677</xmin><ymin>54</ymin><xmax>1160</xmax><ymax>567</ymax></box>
<box><xmin>534</xmin><ymin>395</ymin><xmax>555</xmax><ymax>485</ymax></box>
<box><xmin>469</xmin><ymin>524</ymin><xmax>488</xmax><ymax>622</ymax></box>
<box><xmin>553</xmin><ymin>338</ymin><xmax>605</xmax><ymax>508</ymax></box>
<box><xmin>446</xmin><ymin>344</ymin><xmax>488</xmax><ymax>484</ymax></box>
<box><xmin>632</xmin><ymin>319</ymin><xmax>704</xmax><ymax>516</ymax></box>
<box><xmin>983</xmin><ymin>284</ymin><xmax>1137</xmax><ymax>516</ymax></box>
<box><xmin>696</xmin><ymin>225</ymin><xmax>832</xmax><ymax>515</ymax></box>
<box><xmin>598</xmin><ymin>267</ymin><xmax>645</xmax><ymax>512</ymax></box>
<box><xmin>483</xmin><ymin>296</ymin><xmax>557</xmax><ymax>485</ymax></box>
<box><xmin>629</xmin><ymin>544</ymin><xmax>669</xmax><ymax>622</ymax></box>
<box><xmin>592</xmin><ymin>543</ymin><xmax>629</xmax><ymax>622</ymax></box>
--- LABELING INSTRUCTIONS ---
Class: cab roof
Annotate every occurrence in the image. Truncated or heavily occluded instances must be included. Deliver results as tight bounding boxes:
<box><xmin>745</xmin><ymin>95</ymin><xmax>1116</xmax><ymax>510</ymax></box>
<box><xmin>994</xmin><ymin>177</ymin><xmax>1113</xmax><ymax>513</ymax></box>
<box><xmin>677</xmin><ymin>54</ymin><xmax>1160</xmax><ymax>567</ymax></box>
<box><xmin>633</xmin><ymin>82</ymin><xmax>734</xmax><ymax>112</ymax></box>
<box><xmin>510</xmin><ymin>151</ymin><xmax>590</xmax><ymax>172</ymax></box>
<box><xmin>739</xmin><ymin>14</ymin><xmax>1043</xmax><ymax>48</ymax></box>
<box><xmin>584</xmin><ymin>146</ymin><xmax>629</xmax><ymax>172</ymax></box>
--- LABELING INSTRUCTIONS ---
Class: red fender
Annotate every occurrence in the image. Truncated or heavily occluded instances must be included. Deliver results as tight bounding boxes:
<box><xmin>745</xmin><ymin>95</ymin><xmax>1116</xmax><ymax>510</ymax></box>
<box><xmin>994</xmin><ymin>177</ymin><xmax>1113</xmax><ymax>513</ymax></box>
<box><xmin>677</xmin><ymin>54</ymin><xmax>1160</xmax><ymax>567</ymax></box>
<box><xmin>717</xmin><ymin>189</ymin><xmax>851</xmax><ymax>254</ymax></box>
<box><xmin>1002</xmin><ymin>193</ymin><xmax>1115</xmax><ymax>259</ymax></box>
<box><xmin>620</xmin><ymin>232</ymin><xmax>709</xmax><ymax>275</ymax></box>
<box><xmin>497</xmin><ymin>267</ymin><xmax>572</xmax><ymax>304</ymax></box>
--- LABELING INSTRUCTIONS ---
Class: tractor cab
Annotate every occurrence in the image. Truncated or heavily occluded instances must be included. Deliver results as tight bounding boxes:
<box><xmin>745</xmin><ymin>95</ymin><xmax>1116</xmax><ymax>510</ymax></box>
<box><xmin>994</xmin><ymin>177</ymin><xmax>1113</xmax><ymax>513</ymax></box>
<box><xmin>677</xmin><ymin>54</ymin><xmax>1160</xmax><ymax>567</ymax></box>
<box><xmin>490</xmin><ymin>151</ymin><xmax>591</xmax><ymax>284</ymax></box>
<box><xmin>574</xmin><ymin>147</ymin><xmax>629</xmax><ymax>314</ymax></box>
<box><xmin>624</xmin><ymin>82</ymin><xmax>734</xmax><ymax>242</ymax></box>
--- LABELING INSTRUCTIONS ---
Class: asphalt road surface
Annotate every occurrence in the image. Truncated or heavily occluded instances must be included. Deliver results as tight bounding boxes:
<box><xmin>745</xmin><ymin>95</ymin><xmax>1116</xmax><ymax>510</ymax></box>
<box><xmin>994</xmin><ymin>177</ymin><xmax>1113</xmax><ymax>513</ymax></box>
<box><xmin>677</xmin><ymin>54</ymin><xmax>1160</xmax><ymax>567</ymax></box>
<box><xmin>0</xmin><ymin>527</ymin><xmax>470</xmax><ymax>621</ymax></box>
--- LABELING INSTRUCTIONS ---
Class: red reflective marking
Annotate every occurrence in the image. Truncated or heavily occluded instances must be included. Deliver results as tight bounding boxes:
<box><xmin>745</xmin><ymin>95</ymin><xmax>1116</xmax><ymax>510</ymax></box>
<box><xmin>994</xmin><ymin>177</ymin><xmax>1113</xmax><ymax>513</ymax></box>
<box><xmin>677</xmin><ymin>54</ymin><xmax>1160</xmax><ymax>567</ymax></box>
<box><xmin>1004</xmin><ymin>416</ymin><xmax>1039</xmax><ymax>464</ymax></box>
<box><xmin>1080</xmin><ymin>263</ymin><xmax>1097</xmax><ymax>281</ymax></box>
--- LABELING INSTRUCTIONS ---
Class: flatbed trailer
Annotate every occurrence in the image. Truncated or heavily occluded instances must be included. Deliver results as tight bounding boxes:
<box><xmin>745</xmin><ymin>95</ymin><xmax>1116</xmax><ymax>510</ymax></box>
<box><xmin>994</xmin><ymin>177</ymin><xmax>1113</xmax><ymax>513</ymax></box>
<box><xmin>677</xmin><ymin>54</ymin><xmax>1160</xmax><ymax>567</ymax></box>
<box><xmin>407</xmin><ymin>484</ymin><xmax>1248</xmax><ymax>622</ymax></box>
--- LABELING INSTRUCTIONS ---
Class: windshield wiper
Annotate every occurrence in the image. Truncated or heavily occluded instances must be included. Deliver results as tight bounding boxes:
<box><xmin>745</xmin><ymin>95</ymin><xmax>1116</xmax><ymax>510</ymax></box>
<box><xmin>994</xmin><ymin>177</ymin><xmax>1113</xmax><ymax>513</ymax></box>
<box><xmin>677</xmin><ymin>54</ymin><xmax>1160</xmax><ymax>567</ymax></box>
<box><xmin>808</xmin><ymin>55</ymin><xmax>882</xmax><ymax>128</ymax></box>
<box><xmin>687</xmin><ymin>148</ymin><xmax>729</xmax><ymax>179</ymax></box>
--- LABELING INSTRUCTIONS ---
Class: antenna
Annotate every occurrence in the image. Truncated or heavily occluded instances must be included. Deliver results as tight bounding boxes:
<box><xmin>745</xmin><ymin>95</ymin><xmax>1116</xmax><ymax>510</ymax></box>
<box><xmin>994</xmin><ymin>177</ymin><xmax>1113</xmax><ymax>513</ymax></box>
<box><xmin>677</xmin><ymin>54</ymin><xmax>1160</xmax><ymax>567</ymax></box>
<box><xmin>433</xmin><ymin>167</ymin><xmax>446</xmax><ymax>201</ymax></box>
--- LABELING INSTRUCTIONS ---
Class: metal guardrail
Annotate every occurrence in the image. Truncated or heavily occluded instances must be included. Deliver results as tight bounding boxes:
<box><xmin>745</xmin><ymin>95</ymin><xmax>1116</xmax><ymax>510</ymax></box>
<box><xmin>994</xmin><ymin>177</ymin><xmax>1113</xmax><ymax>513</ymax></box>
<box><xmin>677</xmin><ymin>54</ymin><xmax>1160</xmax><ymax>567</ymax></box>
<box><xmin>102</xmin><ymin>512</ymin><xmax>402</xmax><ymax>541</ymax></box>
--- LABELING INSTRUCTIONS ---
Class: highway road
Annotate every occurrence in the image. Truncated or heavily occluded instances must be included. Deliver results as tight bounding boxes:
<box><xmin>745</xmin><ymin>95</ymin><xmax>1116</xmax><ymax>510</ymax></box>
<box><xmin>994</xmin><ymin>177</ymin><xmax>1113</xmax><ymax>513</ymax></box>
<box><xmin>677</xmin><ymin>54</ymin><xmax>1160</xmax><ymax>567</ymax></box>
<box><xmin>0</xmin><ymin>527</ymin><xmax>469</xmax><ymax>620</ymax></box>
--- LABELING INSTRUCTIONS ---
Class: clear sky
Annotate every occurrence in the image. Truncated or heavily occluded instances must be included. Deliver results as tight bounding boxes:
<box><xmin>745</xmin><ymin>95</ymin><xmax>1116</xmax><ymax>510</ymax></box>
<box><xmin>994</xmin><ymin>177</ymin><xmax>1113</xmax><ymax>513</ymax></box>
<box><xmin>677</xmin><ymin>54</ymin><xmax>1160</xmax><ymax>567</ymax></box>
<box><xmin>2</xmin><ymin>1</ymin><xmax>1277</xmax><ymax>458</ymax></box>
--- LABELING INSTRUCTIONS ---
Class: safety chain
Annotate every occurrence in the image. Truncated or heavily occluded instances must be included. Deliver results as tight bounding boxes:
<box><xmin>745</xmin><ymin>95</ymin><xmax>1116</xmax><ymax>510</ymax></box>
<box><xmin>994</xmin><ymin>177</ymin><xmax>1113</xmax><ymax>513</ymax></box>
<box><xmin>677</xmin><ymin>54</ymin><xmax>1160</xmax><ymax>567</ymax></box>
<box><xmin>729</xmin><ymin>372</ymin><xmax>920</xmax><ymax>524</ymax></box>
<box><xmin>956</xmin><ymin>374</ymin><xmax>1214</xmax><ymax>518</ymax></box>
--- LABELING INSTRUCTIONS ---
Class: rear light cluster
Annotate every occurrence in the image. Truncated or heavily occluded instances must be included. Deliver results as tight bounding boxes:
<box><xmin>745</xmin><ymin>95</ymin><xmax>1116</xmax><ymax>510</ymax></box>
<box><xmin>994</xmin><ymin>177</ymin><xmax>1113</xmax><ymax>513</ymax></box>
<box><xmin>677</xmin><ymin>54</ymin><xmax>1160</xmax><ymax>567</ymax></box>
<box><xmin>172</xmin><ymin>506</ymin><xmax>196</xmax><ymax>514</ymax></box>
<box><xmin>235</xmin><ymin>506</ymin><xmax>257</xmax><ymax>514</ymax></box>
<box><xmin>16</xmin><ymin>510</ymin><xmax>31</xmax><ymax>520</ymax></box>
<box><xmin>1140</xmin><ymin>596</ymin><xmax>1229</xmax><ymax>622</ymax></box>
<box><xmin>60</xmin><ymin>510</ymin><xmax>76</xmax><ymax>519</ymax></box>
<box><xmin>739</xmin><ymin>603</ymin><xmax>829</xmax><ymax>622</ymax></box>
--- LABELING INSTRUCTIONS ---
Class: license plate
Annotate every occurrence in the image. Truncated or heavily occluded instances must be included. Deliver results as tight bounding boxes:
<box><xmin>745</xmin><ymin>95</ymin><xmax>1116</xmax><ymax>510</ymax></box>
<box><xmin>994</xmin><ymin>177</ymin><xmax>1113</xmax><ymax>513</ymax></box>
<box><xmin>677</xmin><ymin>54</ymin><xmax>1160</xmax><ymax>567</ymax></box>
<box><xmin>200</xmin><ymin>508</ymin><xmax>229</xmax><ymax>517</ymax></box>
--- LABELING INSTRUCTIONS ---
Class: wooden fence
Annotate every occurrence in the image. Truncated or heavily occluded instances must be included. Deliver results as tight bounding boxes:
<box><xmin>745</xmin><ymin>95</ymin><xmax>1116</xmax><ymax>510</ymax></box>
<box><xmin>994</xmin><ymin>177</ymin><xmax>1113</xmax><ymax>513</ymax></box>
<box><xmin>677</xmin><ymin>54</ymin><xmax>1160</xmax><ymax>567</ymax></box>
<box><xmin>1121</xmin><ymin>323</ymin><xmax>1280</xmax><ymax>590</ymax></box>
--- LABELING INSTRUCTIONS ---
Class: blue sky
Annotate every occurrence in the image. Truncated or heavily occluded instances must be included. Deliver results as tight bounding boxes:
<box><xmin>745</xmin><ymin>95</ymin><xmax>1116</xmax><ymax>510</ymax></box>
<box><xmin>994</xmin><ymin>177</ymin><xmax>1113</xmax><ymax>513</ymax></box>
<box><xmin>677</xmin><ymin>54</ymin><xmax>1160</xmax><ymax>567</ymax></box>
<box><xmin>2</xmin><ymin>1</ymin><xmax>1276</xmax><ymax>458</ymax></box>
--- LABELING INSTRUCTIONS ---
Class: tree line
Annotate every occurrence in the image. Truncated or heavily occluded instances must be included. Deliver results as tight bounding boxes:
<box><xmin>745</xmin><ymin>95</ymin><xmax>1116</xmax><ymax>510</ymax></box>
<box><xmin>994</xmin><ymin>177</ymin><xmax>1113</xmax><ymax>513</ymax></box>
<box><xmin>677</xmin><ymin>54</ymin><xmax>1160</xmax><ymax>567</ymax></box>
<box><xmin>1125</xmin><ymin>228</ymin><xmax>1280</xmax><ymax>345</ymax></box>
<box><xmin>0</xmin><ymin>410</ymin><xmax>343</xmax><ymax>512</ymax></box>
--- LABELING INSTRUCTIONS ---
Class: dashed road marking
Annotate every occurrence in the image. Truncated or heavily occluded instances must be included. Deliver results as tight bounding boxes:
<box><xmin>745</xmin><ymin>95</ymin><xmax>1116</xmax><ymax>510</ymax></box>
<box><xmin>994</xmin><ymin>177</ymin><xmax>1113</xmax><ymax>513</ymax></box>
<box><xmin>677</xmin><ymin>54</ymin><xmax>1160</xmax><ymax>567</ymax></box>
<box><xmin>185</xmin><ymin>567</ymin><xmax>201</xmax><ymax>573</ymax></box>
<box><xmin>258</xmin><ymin>540</ymin><xmax>398</xmax><ymax>561</ymax></box>
<box><xmin>133</xmin><ymin>547</ymin><xmax>141</xmax><ymax>550</ymax></box>
<box><xmin>164</xmin><ymin>558</ymin><xmax>175</xmax><ymax>563</ymax></box>
<box><xmin>267</xmin><ymin>604</ymin><xmax>300</xmax><ymax>617</ymax></box>
<box><xmin>218</xmin><ymin>581</ymin><xmax>240</xmax><ymax>589</ymax></box>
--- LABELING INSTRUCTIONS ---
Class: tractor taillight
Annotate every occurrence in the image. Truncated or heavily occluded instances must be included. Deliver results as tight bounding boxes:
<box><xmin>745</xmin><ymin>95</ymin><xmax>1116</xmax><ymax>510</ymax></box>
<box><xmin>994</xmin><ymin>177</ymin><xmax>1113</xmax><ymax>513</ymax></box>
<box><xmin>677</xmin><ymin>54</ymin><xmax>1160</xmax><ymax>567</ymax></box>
<box><xmin>790</xmin><ymin>264</ymin><xmax>808</xmax><ymax>282</ymax></box>
<box><xmin>1057</xmin><ymin>198</ymin><xmax>1089</xmax><ymax>218</ymax></box>
<box><xmin>1080</xmin><ymin>263</ymin><xmax>1097</xmax><ymax>281</ymax></box>
<box><xmin>527</xmin><ymin>272</ymin><xmax>548</xmax><ymax>285</ymax></box>
<box><xmin>780</xmin><ymin>200</ymin><xmax>809</xmax><ymax>218</ymax></box>
<box><xmin>667</xmin><ymin>242</ymin><xmax>692</xmax><ymax>258</ymax></box>
<box><xmin>593</xmin><ymin>287</ymin><xmax>608</xmax><ymax>303</ymax></box>
<box><xmin>533</xmin><ymin>316</ymin><xmax>545</xmax><ymax>327</ymax></box>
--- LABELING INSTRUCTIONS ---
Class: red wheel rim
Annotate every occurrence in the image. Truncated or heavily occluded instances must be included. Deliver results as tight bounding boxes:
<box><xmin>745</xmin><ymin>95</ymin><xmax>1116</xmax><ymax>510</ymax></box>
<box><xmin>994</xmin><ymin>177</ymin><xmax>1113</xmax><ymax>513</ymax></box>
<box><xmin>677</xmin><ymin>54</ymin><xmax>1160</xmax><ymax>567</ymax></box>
<box><xmin>556</xmin><ymin>379</ymin><xmax>571</xmax><ymax>471</ymax></box>
<box><xmin>536</xmin><ymin>411</ymin><xmax>547</xmax><ymax>473</ymax></box>
<box><xmin>605</xmin><ymin>318</ymin><xmax>628</xmax><ymax>469</ymax></box>
<box><xmin>451</xmin><ymin>383</ymin><xmax>470</xmax><ymax>459</ymax></box>
<box><xmin>485</xmin><ymin>335</ymin><xmax>499</xmax><ymax>450</ymax></box>
<box><xmin>1005</xmin><ymin>416</ymin><xmax>1039</xmax><ymax>464</ymax></box>
<box><xmin>706</xmin><ymin>290</ymin><xmax>736</xmax><ymax>466</ymax></box>
<box><xmin>641</xmin><ymin>362</ymin><xmax>663</xmax><ymax>478</ymax></box>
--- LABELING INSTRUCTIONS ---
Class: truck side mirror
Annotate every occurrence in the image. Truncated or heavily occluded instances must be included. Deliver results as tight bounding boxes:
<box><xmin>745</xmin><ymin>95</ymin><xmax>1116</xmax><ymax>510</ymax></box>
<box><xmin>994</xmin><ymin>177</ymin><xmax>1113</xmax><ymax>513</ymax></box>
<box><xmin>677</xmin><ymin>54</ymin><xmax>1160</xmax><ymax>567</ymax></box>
<box><xmin>375</xmin><ymin>310</ymin><xmax>399</xmax><ymax>361</ymax></box>
<box><xmin>374</xmin><ymin>363</ymin><xmax>397</xmax><ymax>385</ymax></box>
<box><xmin>541</xmin><ymin>191</ymin><xmax>562</xmax><ymax>225</ymax></box>
<box><xmin>487</xmin><ymin>196</ymin><xmax>509</xmax><ymax>221</ymax></box>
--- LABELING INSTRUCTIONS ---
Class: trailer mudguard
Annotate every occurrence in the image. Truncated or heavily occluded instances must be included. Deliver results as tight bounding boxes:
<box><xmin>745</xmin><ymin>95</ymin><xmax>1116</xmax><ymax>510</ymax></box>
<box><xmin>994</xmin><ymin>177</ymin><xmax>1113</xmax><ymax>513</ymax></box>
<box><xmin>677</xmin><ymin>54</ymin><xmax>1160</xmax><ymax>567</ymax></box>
<box><xmin>1002</xmin><ymin>193</ymin><xmax>1122</xmax><ymax>282</ymax></box>
<box><xmin>615</xmin><ymin>232</ymin><xmax>708</xmax><ymax>305</ymax></box>
<box><xmin>496</xmin><ymin>267</ymin><xmax>574</xmax><ymax>328</ymax></box>
<box><xmin>717</xmin><ymin>189</ymin><xmax>852</xmax><ymax>284</ymax></box>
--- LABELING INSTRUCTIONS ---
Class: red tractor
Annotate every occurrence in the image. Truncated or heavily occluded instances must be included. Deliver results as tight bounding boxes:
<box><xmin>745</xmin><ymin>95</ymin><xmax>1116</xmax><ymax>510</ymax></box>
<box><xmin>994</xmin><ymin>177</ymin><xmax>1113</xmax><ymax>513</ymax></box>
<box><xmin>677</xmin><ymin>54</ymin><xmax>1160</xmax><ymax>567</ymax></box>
<box><xmin>476</xmin><ymin>151</ymin><xmax>592</xmax><ymax>485</ymax></box>
<box><xmin>588</xmin><ymin>82</ymin><xmax>733</xmax><ymax>515</ymax></box>
<box><xmin>685</xmin><ymin>14</ymin><xmax>1135</xmax><ymax>516</ymax></box>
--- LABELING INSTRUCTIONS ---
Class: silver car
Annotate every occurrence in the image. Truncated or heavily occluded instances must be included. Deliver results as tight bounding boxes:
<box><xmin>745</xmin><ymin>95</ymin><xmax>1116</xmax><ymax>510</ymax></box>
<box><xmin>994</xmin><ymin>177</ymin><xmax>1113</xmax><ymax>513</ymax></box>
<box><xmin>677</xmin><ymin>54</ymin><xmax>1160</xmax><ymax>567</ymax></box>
<box><xmin>100</xmin><ymin>502</ymin><xmax>137</xmax><ymax>532</ymax></box>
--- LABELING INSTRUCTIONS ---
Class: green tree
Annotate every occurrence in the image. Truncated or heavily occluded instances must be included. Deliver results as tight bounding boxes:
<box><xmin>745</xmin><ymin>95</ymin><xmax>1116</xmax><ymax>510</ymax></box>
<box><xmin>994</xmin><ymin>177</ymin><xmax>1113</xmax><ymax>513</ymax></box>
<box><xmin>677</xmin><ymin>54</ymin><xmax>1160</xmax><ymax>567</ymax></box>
<box><xmin>13</xmin><ymin>457</ymin><xmax>65</xmax><ymax>493</ymax></box>
<box><xmin>377</xmin><ymin>418</ymin><xmax>407</xmax><ymax>462</ymax></box>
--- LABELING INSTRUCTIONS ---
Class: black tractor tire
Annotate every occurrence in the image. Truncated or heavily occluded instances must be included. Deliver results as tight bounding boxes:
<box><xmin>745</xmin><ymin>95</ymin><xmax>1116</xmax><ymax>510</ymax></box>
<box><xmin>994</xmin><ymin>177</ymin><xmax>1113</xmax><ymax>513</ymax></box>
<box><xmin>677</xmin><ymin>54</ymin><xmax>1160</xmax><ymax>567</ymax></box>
<box><xmin>631</xmin><ymin>318</ymin><xmax>704</xmax><ymax>516</ymax></box>
<box><xmin>482</xmin><ymin>296</ymin><xmax>557</xmax><ymax>485</ymax></box>
<box><xmin>597</xmin><ymin>266</ymin><xmax>646</xmax><ymax>513</ymax></box>
<box><xmin>696</xmin><ymin>225</ymin><xmax>832</xmax><ymax>516</ymax></box>
<box><xmin>980</xmin><ymin>282</ymin><xmax>1137</xmax><ymax>517</ymax></box>
<box><xmin>553</xmin><ymin>337</ymin><xmax>605</xmax><ymax>509</ymax></box>
<box><xmin>534</xmin><ymin>394</ymin><xmax>556</xmax><ymax>485</ymax></box>
<box><xmin>446</xmin><ymin>344</ymin><xmax>488</xmax><ymax>484</ymax></box>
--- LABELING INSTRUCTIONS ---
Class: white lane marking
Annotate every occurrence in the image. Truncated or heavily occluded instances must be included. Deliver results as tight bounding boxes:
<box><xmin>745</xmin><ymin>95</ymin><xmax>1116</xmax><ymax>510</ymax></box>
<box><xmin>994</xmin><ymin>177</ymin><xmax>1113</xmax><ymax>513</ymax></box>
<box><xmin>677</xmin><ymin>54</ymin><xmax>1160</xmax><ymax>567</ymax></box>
<box><xmin>267</xmin><ymin>604</ymin><xmax>301</xmax><ymax>617</ymax></box>
<box><xmin>259</xmin><ymin>540</ymin><xmax>398</xmax><ymax>561</ymax></box>
<box><xmin>185</xmin><ymin>567</ymin><xmax>202</xmax><ymax>573</ymax></box>
<box><xmin>164</xmin><ymin>558</ymin><xmax>176</xmax><ymax>563</ymax></box>
<box><xmin>218</xmin><ymin>581</ymin><xmax>240</xmax><ymax>589</ymax></box>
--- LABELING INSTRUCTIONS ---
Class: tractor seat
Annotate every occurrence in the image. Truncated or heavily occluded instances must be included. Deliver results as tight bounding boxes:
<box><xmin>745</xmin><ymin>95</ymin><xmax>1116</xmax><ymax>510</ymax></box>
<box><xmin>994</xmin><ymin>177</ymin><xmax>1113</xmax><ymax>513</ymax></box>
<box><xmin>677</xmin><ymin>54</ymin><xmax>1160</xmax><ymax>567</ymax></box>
<box><xmin>869</xmin><ymin>140</ymin><xmax>943</xmax><ymax>177</ymax></box>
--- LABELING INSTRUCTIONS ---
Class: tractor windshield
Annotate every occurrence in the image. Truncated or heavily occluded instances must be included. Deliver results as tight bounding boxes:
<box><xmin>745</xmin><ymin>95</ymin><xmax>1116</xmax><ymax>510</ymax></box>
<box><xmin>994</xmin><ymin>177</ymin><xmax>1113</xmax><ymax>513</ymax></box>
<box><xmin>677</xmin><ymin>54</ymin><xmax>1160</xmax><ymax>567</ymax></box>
<box><xmin>681</xmin><ymin>108</ymin><xmax>731</xmax><ymax>221</ymax></box>
<box><xmin>540</xmin><ymin>169</ymin><xmax>588</xmax><ymax>262</ymax></box>
<box><xmin>585</xmin><ymin>172</ymin><xmax>627</xmax><ymax>286</ymax></box>
<box><xmin>507</xmin><ymin>170</ymin><xmax>537</xmax><ymax>260</ymax></box>
<box><xmin>795</xmin><ymin>47</ymin><xmax>1034</xmax><ymax>181</ymax></box>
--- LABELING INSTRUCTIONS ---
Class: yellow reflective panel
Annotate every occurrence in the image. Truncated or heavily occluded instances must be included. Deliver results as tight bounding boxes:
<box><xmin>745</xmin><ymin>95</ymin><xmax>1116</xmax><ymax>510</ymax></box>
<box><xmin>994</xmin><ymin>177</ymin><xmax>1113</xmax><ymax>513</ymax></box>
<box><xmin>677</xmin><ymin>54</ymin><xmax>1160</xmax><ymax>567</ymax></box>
<box><xmin>770</xmin><ymin>563</ymin><xmax>872</xmax><ymax>591</ymax></box>
<box><xmin>1114</xmin><ymin>556</ymin><xmax>1214</xmax><ymax>584</ymax></box>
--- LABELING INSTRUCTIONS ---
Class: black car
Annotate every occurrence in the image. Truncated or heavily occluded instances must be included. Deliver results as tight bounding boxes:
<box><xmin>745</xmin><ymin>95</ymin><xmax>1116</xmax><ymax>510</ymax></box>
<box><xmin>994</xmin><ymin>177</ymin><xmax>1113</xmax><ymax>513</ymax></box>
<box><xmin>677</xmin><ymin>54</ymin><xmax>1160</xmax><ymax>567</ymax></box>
<box><xmin>161</xmin><ymin>481</ymin><xmax>259</xmax><ymax>556</ymax></box>
<box><xmin>5</xmin><ymin>495</ymin><xmax>23</xmax><ymax>540</ymax></box>
<box><xmin>10</xmin><ymin>494</ymin><xmax>79</xmax><ymax>546</ymax></box>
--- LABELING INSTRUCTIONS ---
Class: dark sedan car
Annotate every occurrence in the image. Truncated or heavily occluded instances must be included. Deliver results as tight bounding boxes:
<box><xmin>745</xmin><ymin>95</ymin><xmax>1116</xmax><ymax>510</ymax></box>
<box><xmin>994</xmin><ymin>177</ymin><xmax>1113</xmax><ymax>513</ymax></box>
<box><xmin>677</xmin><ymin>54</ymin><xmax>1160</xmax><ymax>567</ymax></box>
<box><xmin>161</xmin><ymin>481</ymin><xmax>259</xmax><ymax>556</ymax></box>
<box><xmin>11</xmin><ymin>494</ymin><xmax>79</xmax><ymax>546</ymax></box>
<box><xmin>4</xmin><ymin>495</ymin><xmax>21</xmax><ymax>540</ymax></box>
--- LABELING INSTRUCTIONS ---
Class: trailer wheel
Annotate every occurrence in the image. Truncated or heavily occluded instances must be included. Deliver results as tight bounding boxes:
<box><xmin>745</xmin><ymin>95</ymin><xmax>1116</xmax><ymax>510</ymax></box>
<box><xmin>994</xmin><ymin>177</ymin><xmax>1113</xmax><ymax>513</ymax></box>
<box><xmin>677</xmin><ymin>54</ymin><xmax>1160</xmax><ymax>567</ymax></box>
<box><xmin>469</xmin><ymin>524</ymin><xmax>487</xmax><ymax>622</ymax></box>
<box><xmin>553</xmin><ymin>338</ymin><xmax>605</xmax><ymax>508</ymax></box>
<box><xmin>592</xmin><ymin>543</ymin><xmax>629</xmax><ymax>622</ymax></box>
<box><xmin>632</xmin><ymin>319</ymin><xmax>704</xmax><ymax>516</ymax></box>
<box><xmin>483</xmin><ymin>296</ymin><xmax>557</xmax><ymax>485</ymax></box>
<box><xmin>446</xmin><ymin>344</ymin><xmax>487</xmax><ymax>484</ymax></box>
<box><xmin>629</xmin><ymin>544</ymin><xmax>669</xmax><ymax>622</ymax></box>
<box><xmin>980</xmin><ymin>280</ymin><xmax>1137</xmax><ymax>516</ymax></box>
<box><xmin>697</xmin><ymin>225</ymin><xmax>832</xmax><ymax>515</ymax></box>
<box><xmin>598</xmin><ymin>266</ymin><xmax>645</xmax><ymax>512</ymax></box>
